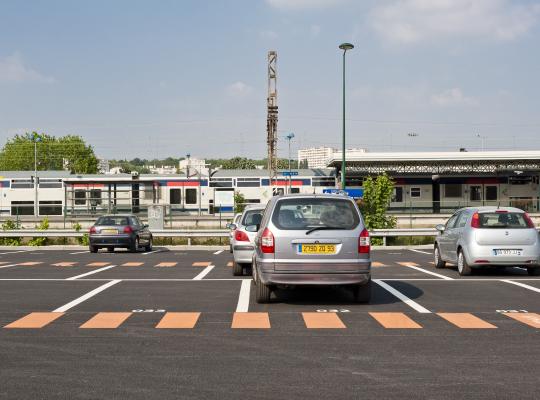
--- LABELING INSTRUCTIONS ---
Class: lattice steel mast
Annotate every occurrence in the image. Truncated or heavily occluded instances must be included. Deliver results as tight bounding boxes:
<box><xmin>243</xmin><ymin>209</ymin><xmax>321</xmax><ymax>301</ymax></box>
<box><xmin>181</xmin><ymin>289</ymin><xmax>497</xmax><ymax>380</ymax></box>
<box><xmin>266</xmin><ymin>51</ymin><xmax>278</xmax><ymax>183</ymax></box>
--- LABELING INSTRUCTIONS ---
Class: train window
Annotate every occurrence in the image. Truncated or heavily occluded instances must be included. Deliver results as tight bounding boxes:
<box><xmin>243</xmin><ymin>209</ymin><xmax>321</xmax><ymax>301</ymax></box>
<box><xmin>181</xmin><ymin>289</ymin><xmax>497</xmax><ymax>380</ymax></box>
<box><xmin>392</xmin><ymin>187</ymin><xmax>403</xmax><ymax>202</ymax></box>
<box><xmin>237</xmin><ymin>178</ymin><xmax>260</xmax><ymax>187</ymax></box>
<box><xmin>39</xmin><ymin>201</ymin><xmax>62</xmax><ymax>216</ymax></box>
<box><xmin>90</xmin><ymin>189</ymin><xmax>102</xmax><ymax>205</ymax></box>
<box><xmin>312</xmin><ymin>178</ymin><xmax>334</xmax><ymax>187</ymax></box>
<box><xmin>11</xmin><ymin>179</ymin><xmax>34</xmax><ymax>189</ymax></box>
<box><xmin>74</xmin><ymin>190</ymin><xmax>86</xmax><ymax>205</ymax></box>
<box><xmin>210</xmin><ymin>178</ymin><xmax>233</xmax><ymax>188</ymax></box>
<box><xmin>410</xmin><ymin>187</ymin><xmax>421</xmax><ymax>198</ymax></box>
<box><xmin>444</xmin><ymin>184</ymin><xmax>462</xmax><ymax>198</ymax></box>
<box><xmin>186</xmin><ymin>188</ymin><xmax>197</xmax><ymax>204</ymax></box>
<box><xmin>11</xmin><ymin>201</ymin><xmax>34</xmax><ymax>215</ymax></box>
<box><xmin>290</xmin><ymin>188</ymin><xmax>300</xmax><ymax>194</ymax></box>
<box><xmin>470</xmin><ymin>186</ymin><xmax>482</xmax><ymax>201</ymax></box>
<box><xmin>39</xmin><ymin>179</ymin><xmax>62</xmax><ymax>188</ymax></box>
<box><xmin>486</xmin><ymin>186</ymin><xmax>498</xmax><ymax>201</ymax></box>
<box><xmin>170</xmin><ymin>188</ymin><xmax>182</xmax><ymax>204</ymax></box>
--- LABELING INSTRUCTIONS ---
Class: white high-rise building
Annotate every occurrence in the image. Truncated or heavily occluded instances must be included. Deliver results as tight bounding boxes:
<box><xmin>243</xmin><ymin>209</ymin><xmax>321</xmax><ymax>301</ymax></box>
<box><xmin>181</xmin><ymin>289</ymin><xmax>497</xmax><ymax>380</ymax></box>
<box><xmin>298</xmin><ymin>147</ymin><xmax>367</xmax><ymax>168</ymax></box>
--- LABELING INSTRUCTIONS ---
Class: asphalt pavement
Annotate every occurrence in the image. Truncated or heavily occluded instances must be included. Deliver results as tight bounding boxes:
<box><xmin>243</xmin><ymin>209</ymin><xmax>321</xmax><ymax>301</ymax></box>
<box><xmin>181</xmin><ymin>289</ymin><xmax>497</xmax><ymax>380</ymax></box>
<box><xmin>0</xmin><ymin>247</ymin><xmax>539</xmax><ymax>400</ymax></box>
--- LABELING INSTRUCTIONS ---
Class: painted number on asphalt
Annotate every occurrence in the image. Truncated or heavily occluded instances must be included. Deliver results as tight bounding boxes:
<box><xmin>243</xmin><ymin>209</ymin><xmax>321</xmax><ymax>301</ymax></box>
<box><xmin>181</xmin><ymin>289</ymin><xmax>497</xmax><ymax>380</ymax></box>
<box><xmin>496</xmin><ymin>310</ymin><xmax>528</xmax><ymax>313</ymax></box>
<box><xmin>316</xmin><ymin>309</ymin><xmax>350</xmax><ymax>313</ymax></box>
<box><xmin>132</xmin><ymin>309</ymin><xmax>166</xmax><ymax>313</ymax></box>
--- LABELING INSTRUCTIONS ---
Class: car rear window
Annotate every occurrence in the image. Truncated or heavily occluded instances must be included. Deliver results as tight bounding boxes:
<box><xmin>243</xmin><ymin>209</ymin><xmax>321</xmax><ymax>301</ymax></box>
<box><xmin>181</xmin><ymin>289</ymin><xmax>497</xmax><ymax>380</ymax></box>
<box><xmin>272</xmin><ymin>198</ymin><xmax>360</xmax><ymax>230</ymax></box>
<box><xmin>96</xmin><ymin>216</ymin><xmax>130</xmax><ymax>226</ymax></box>
<box><xmin>241</xmin><ymin>210</ymin><xmax>263</xmax><ymax>226</ymax></box>
<box><xmin>478</xmin><ymin>212</ymin><xmax>530</xmax><ymax>229</ymax></box>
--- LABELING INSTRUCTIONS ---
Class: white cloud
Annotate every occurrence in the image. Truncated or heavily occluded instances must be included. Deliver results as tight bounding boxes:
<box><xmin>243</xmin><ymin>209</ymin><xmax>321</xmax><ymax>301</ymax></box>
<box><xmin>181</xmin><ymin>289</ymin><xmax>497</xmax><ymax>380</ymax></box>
<box><xmin>226</xmin><ymin>81</ymin><xmax>254</xmax><ymax>97</ymax></box>
<box><xmin>260</xmin><ymin>30</ymin><xmax>279</xmax><ymax>40</ymax></box>
<box><xmin>370</xmin><ymin>0</ymin><xmax>540</xmax><ymax>44</ymax></box>
<box><xmin>266</xmin><ymin>0</ymin><xmax>346</xmax><ymax>11</ymax></box>
<box><xmin>0</xmin><ymin>53</ymin><xmax>55</xmax><ymax>84</ymax></box>
<box><xmin>431</xmin><ymin>88</ymin><xmax>478</xmax><ymax>107</ymax></box>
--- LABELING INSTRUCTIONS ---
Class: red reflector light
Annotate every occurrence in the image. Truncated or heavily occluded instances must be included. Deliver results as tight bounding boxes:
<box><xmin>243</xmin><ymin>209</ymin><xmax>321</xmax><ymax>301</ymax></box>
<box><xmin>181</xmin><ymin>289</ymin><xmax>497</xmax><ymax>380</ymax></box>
<box><xmin>471</xmin><ymin>212</ymin><xmax>480</xmax><ymax>228</ymax></box>
<box><xmin>89</xmin><ymin>226</ymin><xmax>96</xmax><ymax>234</ymax></box>
<box><xmin>475</xmin><ymin>260</ymin><xmax>490</xmax><ymax>264</ymax></box>
<box><xmin>123</xmin><ymin>226</ymin><xmax>133</xmax><ymax>234</ymax></box>
<box><xmin>235</xmin><ymin>230</ymin><xmax>249</xmax><ymax>241</ymax></box>
<box><xmin>359</xmin><ymin>228</ymin><xmax>370</xmax><ymax>254</ymax></box>
<box><xmin>261</xmin><ymin>228</ymin><xmax>274</xmax><ymax>254</ymax></box>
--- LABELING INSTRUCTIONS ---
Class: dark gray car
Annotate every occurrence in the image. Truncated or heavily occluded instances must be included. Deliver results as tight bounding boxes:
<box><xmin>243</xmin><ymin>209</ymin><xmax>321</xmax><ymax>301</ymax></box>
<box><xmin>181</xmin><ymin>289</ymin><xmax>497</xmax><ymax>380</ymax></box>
<box><xmin>89</xmin><ymin>214</ymin><xmax>153</xmax><ymax>253</ymax></box>
<box><xmin>250</xmin><ymin>194</ymin><xmax>371</xmax><ymax>303</ymax></box>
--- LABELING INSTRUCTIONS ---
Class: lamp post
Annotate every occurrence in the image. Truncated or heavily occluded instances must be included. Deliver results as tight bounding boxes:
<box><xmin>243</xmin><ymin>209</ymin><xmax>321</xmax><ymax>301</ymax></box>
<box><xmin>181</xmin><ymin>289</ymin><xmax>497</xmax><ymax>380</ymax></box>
<box><xmin>286</xmin><ymin>133</ymin><xmax>295</xmax><ymax>193</ymax></box>
<box><xmin>32</xmin><ymin>133</ymin><xmax>42</xmax><ymax>217</ymax></box>
<box><xmin>339</xmin><ymin>42</ymin><xmax>354</xmax><ymax>191</ymax></box>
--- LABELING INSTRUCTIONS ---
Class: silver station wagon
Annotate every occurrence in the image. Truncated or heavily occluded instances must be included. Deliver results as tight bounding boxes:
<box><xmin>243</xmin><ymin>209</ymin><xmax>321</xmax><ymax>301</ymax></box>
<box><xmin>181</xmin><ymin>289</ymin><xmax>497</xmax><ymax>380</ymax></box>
<box><xmin>250</xmin><ymin>194</ymin><xmax>371</xmax><ymax>303</ymax></box>
<box><xmin>434</xmin><ymin>207</ymin><xmax>540</xmax><ymax>276</ymax></box>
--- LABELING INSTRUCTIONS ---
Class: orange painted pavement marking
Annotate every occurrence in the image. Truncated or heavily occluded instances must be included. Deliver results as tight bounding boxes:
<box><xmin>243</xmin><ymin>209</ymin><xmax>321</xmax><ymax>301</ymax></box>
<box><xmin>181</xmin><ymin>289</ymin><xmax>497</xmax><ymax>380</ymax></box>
<box><xmin>52</xmin><ymin>262</ymin><xmax>77</xmax><ymax>267</ymax></box>
<box><xmin>369</xmin><ymin>312</ymin><xmax>422</xmax><ymax>329</ymax></box>
<box><xmin>438</xmin><ymin>313</ymin><xmax>497</xmax><ymax>329</ymax></box>
<box><xmin>232</xmin><ymin>312</ymin><xmax>271</xmax><ymax>329</ymax></box>
<box><xmin>155</xmin><ymin>262</ymin><xmax>177</xmax><ymax>267</ymax></box>
<box><xmin>121</xmin><ymin>262</ymin><xmax>143</xmax><ymax>267</ymax></box>
<box><xmin>192</xmin><ymin>262</ymin><xmax>211</xmax><ymax>267</ymax></box>
<box><xmin>17</xmin><ymin>262</ymin><xmax>43</xmax><ymax>266</ymax></box>
<box><xmin>372</xmin><ymin>262</ymin><xmax>386</xmax><ymax>267</ymax></box>
<box><xmin>226</xmin><ymin>261</ymin><xmax>233</xmax><ymax>267</ymax></box>
<box><xmin>87</xmin><ymin>262</ymin><xmax>109</xmax><ymax>267</ymax></box>
<box><xmin>156</xmin><ymin>312</ymin><xmax>201</xmax><ymax>329</ymax></box>
<box><xmin>302</xmin><ymin>312</ymin><xmax>346</xmax><ymax>329</ymax></box>
<box><xmin>80</xmin><ymin>312</ymin><xmax>132</xmax><ymax>329</ymax></box>
<box><xmin>504</xmin><ymin>313</ymin><xmax>540</xmax><ymax>328</ymax></box>
<box><xmin>4</xmin><ymin>312</ymin><xmax>64</xmax><ymax>329</ymax></box>
<box><xmin>397</xmin><ymin>262</ymin><xmax>420</xmax><ymax>267</ymax></box>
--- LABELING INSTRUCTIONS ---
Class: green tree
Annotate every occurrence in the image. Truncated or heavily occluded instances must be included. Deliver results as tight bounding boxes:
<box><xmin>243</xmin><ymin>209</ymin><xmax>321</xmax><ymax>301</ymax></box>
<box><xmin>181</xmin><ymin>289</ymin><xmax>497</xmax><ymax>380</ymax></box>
<box><xmin>358</xmin><ymin>173</ymin><xmax>396</xmax><ymax>243</ymax></box>
<box><xmin>222</xmin><ymin>157</ymin><xmax>257</xmax><ymax>170</ymax></box>
<box><xmin>0</xmin><ymin>132</ymin><xmax>98</xmax><ymax>173</ymax></box>
<box><xmin>234</xmin><ymin>191</ymin><xmax>247</xmax><ymax>214</ymax></box>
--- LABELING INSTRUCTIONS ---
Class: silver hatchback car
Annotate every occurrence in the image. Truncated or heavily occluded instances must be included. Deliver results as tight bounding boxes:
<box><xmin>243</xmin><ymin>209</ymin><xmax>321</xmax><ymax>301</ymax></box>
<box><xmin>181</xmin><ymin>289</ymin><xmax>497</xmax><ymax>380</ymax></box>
<box><xmin>230</xmin><ymin>205</ymin><xmax>265</xmax><ymax>276</ymax></box>
<box><xmin>250</xmin><ymin>194</ymin><xmax>371</xmax><ymax>303</ymax></box>
<box><xmin>434</xmin><ymin>207</ymin><xmax>540</xmax><ymax>276</ymax></box>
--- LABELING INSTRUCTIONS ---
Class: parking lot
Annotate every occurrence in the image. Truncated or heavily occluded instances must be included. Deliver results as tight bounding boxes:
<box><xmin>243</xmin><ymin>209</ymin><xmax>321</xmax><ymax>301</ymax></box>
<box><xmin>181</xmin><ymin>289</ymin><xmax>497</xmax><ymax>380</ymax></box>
<box><xmin>1</xmin><ymin>247</ymin><xmax>539</xmax><ymax>399</ymax></box>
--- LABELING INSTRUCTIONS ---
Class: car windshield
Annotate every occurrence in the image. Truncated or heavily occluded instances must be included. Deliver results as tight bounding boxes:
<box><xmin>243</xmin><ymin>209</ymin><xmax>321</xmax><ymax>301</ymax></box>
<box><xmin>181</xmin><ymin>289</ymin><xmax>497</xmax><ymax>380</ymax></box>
<box><xmin>96</xmin><ymin>216</ymin><xmax>130</xmax><ymax>226</ymax></box>
<box><xmin>272</xmin><ymin>198</ymin><xmax>360</xmax><ymax>230</ymax></box>
<box><xmin>241</xmin><ymin>210</ymin><xmax>263</xmax><ymax>226</ymax></box>
<box><xmin>478</xmin><ymin>212</ymin><xmax>531</xmax><ymax>229</ymax></box>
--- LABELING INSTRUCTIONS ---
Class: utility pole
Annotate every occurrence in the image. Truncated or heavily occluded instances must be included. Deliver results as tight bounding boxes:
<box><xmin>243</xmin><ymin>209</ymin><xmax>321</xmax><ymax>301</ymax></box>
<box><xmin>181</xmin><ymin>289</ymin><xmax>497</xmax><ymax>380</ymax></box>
<box><xmin>286</xmin><ymin>133</ymin><xmax>295</xmax><ymax>193</ymax></box>
<box><xmin>33</xmin><ymin>134</ymin><xmax>42</xmax><ymax>217</ymax></box>
<box><xmin>267</xmin><ymin>51</ymin><xmax>278</xmax><ymax>191</ymax></box>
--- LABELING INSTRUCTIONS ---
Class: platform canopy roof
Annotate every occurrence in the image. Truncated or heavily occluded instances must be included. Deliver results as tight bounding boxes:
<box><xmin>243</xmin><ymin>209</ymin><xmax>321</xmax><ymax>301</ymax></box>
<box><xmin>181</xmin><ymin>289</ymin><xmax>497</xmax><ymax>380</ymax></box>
<box><xmin>327</xmin><ymin>151</ymin><xmax>540</xmax><ymax>174</ymax></box>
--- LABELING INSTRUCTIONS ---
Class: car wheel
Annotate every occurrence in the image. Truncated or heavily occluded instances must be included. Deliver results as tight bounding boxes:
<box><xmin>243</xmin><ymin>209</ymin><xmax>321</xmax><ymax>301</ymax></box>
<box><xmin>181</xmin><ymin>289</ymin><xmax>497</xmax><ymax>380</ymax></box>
<box><xmin>233</xmin><ymin>261</ymin><xmax>243</xmax><ymax>276</ymax></box>
<box><xmin>527</xmin><ymin>267</ymin><xmax>540</xmax><ymax>276</ymax></box>
<box><xmin>457</xmin><ymin>250</ymin><xmax>472</xmax><ymax>276</ymax></box>
<box><xmin>352</xmin><ymin>280</ymin><xmax>371</xmax><ymax>303</ymax></box>
<box><xmin>130</xmin><ymin>237</ymin><xmax>139</xmax><ymax>253</ymax></box>
<box><xmin>243</xmin><ymin>264</ymin><xmax>253</xmax><ymax>276</ymax></box>
<box><xmin>229</xmin><ymin>245</ymin><xmax>233</xmax><ymax>254</ymax></box>
<box><xmin>434</xmin><ymin>245</ymin><xmax>446</xmax><ymax>269</ymax></box>
<box><xmin>255</xmin><ymin>278</ymin><xmax>271</xmax><ymax>304</ymax></box>
<box><xmin>89</xmin><ymin>245</ymin><xmax>98</xmax><ymax>253</ymax></box>
<box><xmin>145</xmin><ymin>237</ymin><xmax>153</xmax><ymax>252</ymax></box>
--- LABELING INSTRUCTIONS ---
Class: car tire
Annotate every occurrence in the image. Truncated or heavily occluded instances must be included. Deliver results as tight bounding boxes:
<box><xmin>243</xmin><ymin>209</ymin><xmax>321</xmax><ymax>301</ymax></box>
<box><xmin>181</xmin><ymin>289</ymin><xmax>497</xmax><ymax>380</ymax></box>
<box><xmin>130</xmin><ymin>237</ymin><xmax>139</xmax><ymax>253</ymax></box>
<box><xmin>352</xmin><ymin>280</ymin><xmax>371</xmax><ymax>303</ymax></box>
<box><xmin>457</xmin><ymin>250</ymin><xmax>472</xmax><ymax>276</ymax></box>
<box><xmin>233</xmin><ymin>261</ymin><xmax>243</xmax><ymax>276</ymax></box>
<box><xmin>145</xmin><ymin>237</ymin><xmax>153</xmax><ymax>252</ymax></box>
<box><xmin>527</xmin><ymin>267</ymin><xmax>540</xmax><ymax>276</ymax></box>
<box><xmin>229</xmin><ymin>245</ymin><xmax>233</xmax><ymax>254</ymax></box>
<box><xmin>434</xmin><ymin>245</ymin><xmax>446</xmax><ymax>269</ymax></box>
<box><xmin>243</xmin><ymin>264</ymin><xmax>253</xmax><ymax>276</ymax></box>
<box><xmin>255</xmin><ymin>278</ymin><xmax>271</xmax><ymax>304</ymax></box>
<box><xmin>89</xmin><ymin>245</ymin><xmax>98</xmax><ymax>253</ymax></box>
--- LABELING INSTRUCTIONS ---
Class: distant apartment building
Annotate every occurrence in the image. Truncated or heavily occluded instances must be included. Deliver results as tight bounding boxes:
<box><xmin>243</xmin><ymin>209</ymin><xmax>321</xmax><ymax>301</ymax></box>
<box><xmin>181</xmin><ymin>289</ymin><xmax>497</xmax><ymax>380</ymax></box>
<box><xmin>148</xmin><ymin>165</ymin><xmax>177</xmax><ymax>175</ymax></box>
<box><xmin>298</xmin><ymin>147</ymin><xmax>367</xmax><ymax>168</ymax></box>
<box><xmin>179</xmin><ymin>157</ymin><xmax>208</xmax><ymax>177</ymax></box>
<box><xmin>98</xmin><ymin>158</ymin><xmax>110</xmax><ymax>174</ymax></box>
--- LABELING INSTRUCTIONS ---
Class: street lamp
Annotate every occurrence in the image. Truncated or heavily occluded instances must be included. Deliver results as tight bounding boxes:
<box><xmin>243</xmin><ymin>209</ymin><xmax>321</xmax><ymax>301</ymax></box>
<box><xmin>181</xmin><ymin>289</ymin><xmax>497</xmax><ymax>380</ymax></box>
<box><xmin>339</xmin><ymin>42</ymin><xmax>354</xmax><ymax>190</ymax></box>
<box><xmin>32</xmin><ymin>133</ymin><xmax>42</xmax><ymax>217</ymax></box>
<box><xmin>286</xmin><ymin>133</ymin><xmax>295</xmax><ymax>193</ymax></box>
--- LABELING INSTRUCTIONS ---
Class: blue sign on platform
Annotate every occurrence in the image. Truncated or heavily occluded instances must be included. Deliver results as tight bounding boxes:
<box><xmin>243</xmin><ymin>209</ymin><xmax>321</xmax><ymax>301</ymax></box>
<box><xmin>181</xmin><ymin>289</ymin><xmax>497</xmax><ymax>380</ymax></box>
<box><xmin>323</xmin><ymin>188</ymin><xmax>364</xmax><ymax>199</ymax></box>
<box><xmin>281</xmin><ymin>171</ymin><xmax>299</xmax><ymax>176</ymax></box>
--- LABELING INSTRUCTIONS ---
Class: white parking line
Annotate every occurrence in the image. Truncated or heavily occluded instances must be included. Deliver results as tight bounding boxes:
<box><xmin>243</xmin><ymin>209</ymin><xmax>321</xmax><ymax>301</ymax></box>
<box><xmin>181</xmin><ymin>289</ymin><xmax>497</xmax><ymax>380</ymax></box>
<box><xmin>410</xmin><ymin>249</ymin><xmax>432</xmax><ymax>255</ymax></box>
<box><xmin>53</xmin><ymin>280</ymin><xmax>121</xmax><ymax>312</ymax></box>
<box><xmin>66</xmin><ymin>265</ymin><xmax>117</xmax><ymax>280</ymax></box>
<box><xmin>69</xmin><ymin>250</ymin><xmax>89</xmax><ymax>255</ymax></box>
<box><xmin>213</xmin><ymin>250</ymin><xmax>224</xmax><ymax>255</ymax></box>
<box><xmin>193</xmin><ymin>265</ymin><xmax>215</xmax><ymax>280</ymax></box>
<box><xmin>404</xmin><ymin>264</ymin><xmax>454</xmax><ymax>280</ymax></box>
<box><xmin>0</xmin><ymin>263</ymin><xmax>20</xmax><ymax>269</ymax></box>
<box><xmin>236</xmin><ymin>279</ymin><xmax>251</xmax><ymax>312</ymax></box>
<box><xmin>373</xmin><ymin>279</ymin><xmax>431</xmax><ymax>314</ymax></box>
<box><xmin>0</xmin><ymin>250</ymin><xmax>32</xmax><ymax>255</ymax></box>
<box><xmin>142</xmin><ymin>250</ymin><xmax>163</xmax><ymax>255</ymax></box>
<box><xmin>502</xmin><ymin>280</ymin><xmax>540</xmax><ymax>294</ymax></box>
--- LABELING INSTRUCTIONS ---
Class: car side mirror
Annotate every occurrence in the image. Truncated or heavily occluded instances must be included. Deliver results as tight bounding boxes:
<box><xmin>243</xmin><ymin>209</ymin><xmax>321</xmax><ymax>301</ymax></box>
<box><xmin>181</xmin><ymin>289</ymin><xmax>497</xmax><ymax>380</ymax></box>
<box><xmin>228</xmin><ymin>223</ymin><xmax>237</xmax><ymax>230</ymax></box>
<box><xmin>245</xmin><ymin>224</ymin><xmax>259</xmax><ymax>233</ymax></box>
<box><xmin>435</xmin><ymin>224</ymin><xmax>445</xmax><ymax>233</ymax></box>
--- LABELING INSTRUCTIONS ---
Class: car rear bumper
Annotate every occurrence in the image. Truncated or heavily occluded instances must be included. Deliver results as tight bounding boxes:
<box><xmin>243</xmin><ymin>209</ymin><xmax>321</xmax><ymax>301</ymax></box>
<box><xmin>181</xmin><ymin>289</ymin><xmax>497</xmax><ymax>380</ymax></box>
<box><xmin>258</xmin><ymin>269</ymin><xmax>371</xmax><ymax>286</ymax></box>
<box><xmin>90</xmin><ymin>235</ymin><xmax>132</xmax><ymax>247</ymax></box>
<box><xmin>233</xmin><ymin>245</ymin><xmax>255</xmax><ymax>263</ymax></box>
<box><xmin>465</xmin><ymin>243</ymin><xmax>540</xmax><ymax>266</ymax></box>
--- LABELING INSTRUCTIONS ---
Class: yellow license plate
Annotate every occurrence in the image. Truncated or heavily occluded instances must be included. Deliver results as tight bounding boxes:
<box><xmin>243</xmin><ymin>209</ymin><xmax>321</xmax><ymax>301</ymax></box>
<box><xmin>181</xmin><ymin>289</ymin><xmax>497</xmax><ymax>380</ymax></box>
<box><xmin>102</xmin><ymin>229</ymin><xmax>118</xmax><ymax>235</ymax></box>
<box><xmin>299</xmin><ymin>244</ymin><xmax>336</xmax><ymax>254</ymax></box>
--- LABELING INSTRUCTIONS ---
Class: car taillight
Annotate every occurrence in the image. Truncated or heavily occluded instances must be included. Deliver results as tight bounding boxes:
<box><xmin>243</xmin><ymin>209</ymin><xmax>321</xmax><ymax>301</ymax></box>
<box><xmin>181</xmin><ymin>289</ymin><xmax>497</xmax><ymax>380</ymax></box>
<box><xmin>524</xmin><ymin>213</ymin><xmax>535</xmax><ymax>228</ymax></box>
<box><xmin>471</xmin><ymin>212</ymin><xmax>480</xmax><ymax>228</ymax></box>
<box><xmin>359</xmin><ymin>228</ymin><xmax>370</xmax><ymax>254</ymax></box>
<box><xmin>123</xmin><ymin>226</ymin><xmax>133</xmax><ymax>234</ymax></box>
<box><xmin>89</xmin><ymin>226</ymin><xmax>96</xmax><ymax>234</ymax></box>
<box><xmin>235</xmin><ymin>230</ymin><xmax>249</xmax><ymax>241</ymax></box>
<box><xmin>261</xmin><ymin>228</ymin><xmax>274</xmax><ymax>254</ymax></box>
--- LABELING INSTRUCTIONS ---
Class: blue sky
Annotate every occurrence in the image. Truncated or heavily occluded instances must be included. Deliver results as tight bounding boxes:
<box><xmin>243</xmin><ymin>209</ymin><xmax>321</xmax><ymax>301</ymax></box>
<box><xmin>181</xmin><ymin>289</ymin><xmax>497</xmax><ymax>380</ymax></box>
<box><xmin>1</xmin><ymin>0</ymin><xmax>539</xmax><ymax>160</ymax></box>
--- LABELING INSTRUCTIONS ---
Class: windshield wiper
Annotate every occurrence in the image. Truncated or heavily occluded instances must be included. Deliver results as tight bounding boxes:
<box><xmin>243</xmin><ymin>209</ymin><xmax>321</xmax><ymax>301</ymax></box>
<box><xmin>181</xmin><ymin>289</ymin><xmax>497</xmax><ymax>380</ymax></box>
<box><xmin>305</xmin><ymin>226</ymin><xmax>347</xmax><ymax>235</ymax></box>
